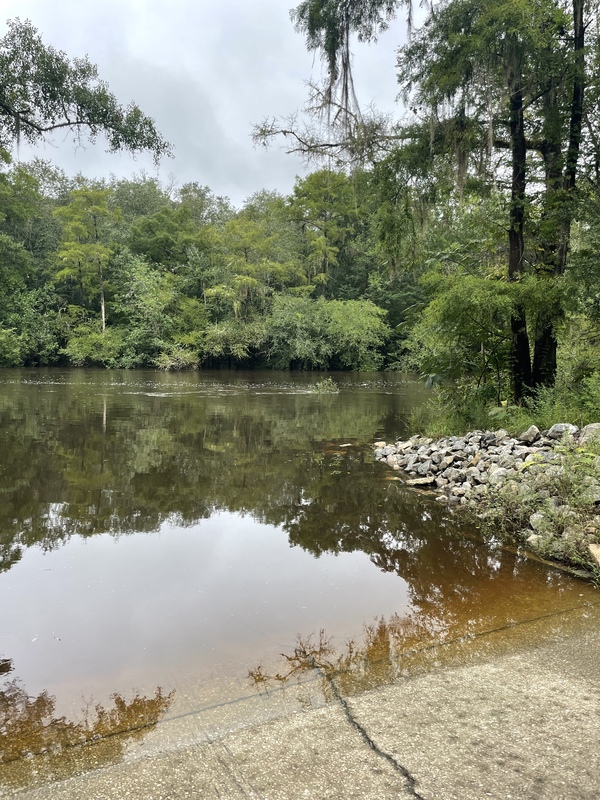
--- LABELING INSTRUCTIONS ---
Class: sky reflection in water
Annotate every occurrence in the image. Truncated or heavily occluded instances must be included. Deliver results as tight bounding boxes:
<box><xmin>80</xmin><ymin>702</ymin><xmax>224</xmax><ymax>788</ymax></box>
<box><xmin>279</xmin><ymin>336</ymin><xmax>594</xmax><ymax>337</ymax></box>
<box><xmin>0</xmin><ymin>369</ymin><xmax>596</xmax><ymax>789</ymax></box>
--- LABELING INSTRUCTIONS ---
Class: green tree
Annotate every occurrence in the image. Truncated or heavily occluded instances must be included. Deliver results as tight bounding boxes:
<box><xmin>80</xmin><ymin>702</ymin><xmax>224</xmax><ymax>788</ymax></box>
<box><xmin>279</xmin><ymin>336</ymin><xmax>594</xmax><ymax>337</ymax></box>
<box><xmin>263</xmin><ymin>295</ymin><xmax>389</xmax><ymax>369</ymax></box>
<box><xmin>205</xmin><ymin>191</ymin><xmax>307</xmax><ymax>321</ymax></box>
<box><xmin>109</xmin><ymin>174</ymin><xmax>171</xmax><ymax>226</ymax></box>
<box><xmin>0</xmin><ymin>18</ymin><xmax>170</xmax><ymax>159</ymax></box>
<box><xmin>0</xmin><ymin>161</ymin><xmax>63</xmax><ymax>285</ymax></box>
<box><xmin>110</xmin><ymin>249</ymin><xmax>206</xmax><ymax>369</ymax></box>
<box><xmin>54</xmin><ymin>188</ymin><xmax>118</xmax><ymax>331</ymax></box>
<box><xmin>0</xmin><ymin>235</ymin><xmax>31</xmax><ymax>364</ymax></box>
<box><xmin>128</xmin><ymin>206</ymin><xmax>200</xmax><ymax>270</ymax></box>
<box><xmin>177</xmin><ymin>182</ymin><xmax>234</xmax><ymax>227</ymax></box>
<box><xmin>276</xmin><ymin>0</ymin><xmax>599</xmax><ymax>402</ymax></box>
<box><xmin>288</xmin><ymin>170</ymin><xmax>361</xmax><ymax>296</ymax></box>
<box><xmin>263</xmin><ymin>295</ymin><xmax>333</xmax><ymax>368</ymax></box>
<box><xmin>395</xmin><ymin>0</ymin><xmax>589</xmax><ymax>399</ymax></box>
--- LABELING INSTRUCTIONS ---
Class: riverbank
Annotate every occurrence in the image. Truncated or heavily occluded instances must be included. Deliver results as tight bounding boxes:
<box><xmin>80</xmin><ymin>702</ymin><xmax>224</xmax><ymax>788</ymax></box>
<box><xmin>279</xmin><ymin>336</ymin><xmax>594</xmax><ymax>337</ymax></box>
<box><xmin>374</xmin><ymin>423</ymin><xmax>600</xmax><ymax>581</ymax></box>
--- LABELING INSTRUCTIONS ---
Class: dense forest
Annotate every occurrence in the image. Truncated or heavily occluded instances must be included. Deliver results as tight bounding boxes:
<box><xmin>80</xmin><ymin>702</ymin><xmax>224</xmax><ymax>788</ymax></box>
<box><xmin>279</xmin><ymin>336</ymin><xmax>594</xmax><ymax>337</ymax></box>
<box><xmin>0</xmin><ymin>160</ymin><xmax>404</xmax><ymax>372</ymax></box>
<box><xmin>1</xmin><ymin>2</ymin><xmax>600</xmax><ymax>426</ymax></box>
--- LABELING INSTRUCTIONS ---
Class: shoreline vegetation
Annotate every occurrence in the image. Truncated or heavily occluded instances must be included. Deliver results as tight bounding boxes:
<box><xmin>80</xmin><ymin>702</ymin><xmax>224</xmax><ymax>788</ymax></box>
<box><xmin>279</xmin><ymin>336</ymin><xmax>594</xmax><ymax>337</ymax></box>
<box><xmin>2</xmin><ymin>7</ymin><xmax>600</xmax><ymax>589</ymax></box>
<box><xmin>374</xmin><ymin>423</ymin><xmax>600</xmax><ymax>584</ymax></box>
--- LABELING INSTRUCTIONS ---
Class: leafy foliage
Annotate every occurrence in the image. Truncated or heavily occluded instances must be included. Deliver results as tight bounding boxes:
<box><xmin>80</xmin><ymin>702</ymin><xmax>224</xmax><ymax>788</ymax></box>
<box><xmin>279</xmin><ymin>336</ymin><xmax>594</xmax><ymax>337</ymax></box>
<box><xmin>256</xmin><ymin>0</ymin><xmax>600</xmax><ymax>405</ymax></box>
<box><xmin>1</xmin><ymin>0</ymin><xmax>599</xmax><ymax>391</ymax></box>
<box><xmin>0</xmin><ymin>19</ymin><xmax>170</xmax><ymax>159</ymax></box>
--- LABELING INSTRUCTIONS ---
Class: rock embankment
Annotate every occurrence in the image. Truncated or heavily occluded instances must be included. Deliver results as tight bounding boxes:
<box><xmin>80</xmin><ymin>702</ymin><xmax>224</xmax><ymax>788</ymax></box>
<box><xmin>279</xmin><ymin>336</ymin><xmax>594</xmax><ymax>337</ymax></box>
<box><xmin>374</xmin><ymin>422</ymin><xmax>600</xmax><ymax>575</ymax></box>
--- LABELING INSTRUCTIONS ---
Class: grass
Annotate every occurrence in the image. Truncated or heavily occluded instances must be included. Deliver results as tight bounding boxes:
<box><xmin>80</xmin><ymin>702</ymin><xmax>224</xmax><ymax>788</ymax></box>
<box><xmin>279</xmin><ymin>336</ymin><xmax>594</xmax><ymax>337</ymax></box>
<box><xmin>409</xmin><ymin>376</ymin><xmax>600</xmax><ymax>439</ymax></box>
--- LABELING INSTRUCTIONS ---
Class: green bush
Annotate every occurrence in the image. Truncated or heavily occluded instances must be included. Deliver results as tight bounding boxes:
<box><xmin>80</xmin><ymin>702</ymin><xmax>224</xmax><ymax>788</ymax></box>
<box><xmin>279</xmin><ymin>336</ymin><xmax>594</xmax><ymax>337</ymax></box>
<box><xmin>262</xmin><ymin>295</ymin><xmax>389</xmax><ymax>370</ymax></box>
<box><xmin>411</xmin><ymin>372</ymin><xmax>600</xmax><ymax>440</ymax></box>
<box><xmin>0</xmin><ymin>327</ymin><xmax>23</xmax><ymax>366</ymax></box>
<box><xmin>62</xmin><ymin>323</ymin><xmax>125</xmax><ymax>367</ymax></box>
<box><xmin>154</xmin><ymin>345</ymin><xmax>199</xmax><ymax>371</ymax></box>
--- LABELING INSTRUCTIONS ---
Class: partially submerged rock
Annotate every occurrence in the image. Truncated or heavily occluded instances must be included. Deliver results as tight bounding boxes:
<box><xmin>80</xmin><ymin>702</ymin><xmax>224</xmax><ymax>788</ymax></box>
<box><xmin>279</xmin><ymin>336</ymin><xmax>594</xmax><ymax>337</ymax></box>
<box><xmin>406</xmin><ymin>475</ymin><xmax>436</xmax><ymax>487</ymax></box>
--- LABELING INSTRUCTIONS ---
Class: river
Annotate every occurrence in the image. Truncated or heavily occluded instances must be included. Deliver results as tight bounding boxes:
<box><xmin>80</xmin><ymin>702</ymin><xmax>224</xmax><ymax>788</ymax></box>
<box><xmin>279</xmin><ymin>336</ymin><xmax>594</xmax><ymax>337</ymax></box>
<box><xmin>0</xmin><ymin>369</ymin><xmax>597</xmax><ymax>793</ymax></box>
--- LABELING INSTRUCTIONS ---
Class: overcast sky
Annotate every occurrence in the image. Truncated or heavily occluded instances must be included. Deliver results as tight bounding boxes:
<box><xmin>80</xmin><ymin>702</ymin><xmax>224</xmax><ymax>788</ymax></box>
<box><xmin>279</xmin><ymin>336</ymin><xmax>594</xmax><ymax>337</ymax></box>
<box><xmin>2</xmin><ymin>1</ymin><xmax>408</xmax><ymax>207</ymax></box>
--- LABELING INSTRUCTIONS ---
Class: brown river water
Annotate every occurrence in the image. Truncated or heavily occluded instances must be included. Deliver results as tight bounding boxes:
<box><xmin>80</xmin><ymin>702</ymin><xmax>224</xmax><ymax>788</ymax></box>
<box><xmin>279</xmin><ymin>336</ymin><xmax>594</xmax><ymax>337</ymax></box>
<box><xmin>0</xmin><ymin>369</ymin><xmax>597</xmax><ymax>792</ymax></box>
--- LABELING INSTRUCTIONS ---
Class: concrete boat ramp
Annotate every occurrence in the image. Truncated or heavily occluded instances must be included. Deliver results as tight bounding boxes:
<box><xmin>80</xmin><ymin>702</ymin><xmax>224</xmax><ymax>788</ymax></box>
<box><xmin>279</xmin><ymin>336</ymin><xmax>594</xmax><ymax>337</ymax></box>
<box><xmin>6</xmin><ymin>598</ymin><xmax>600</xmax><ymax>800</ymax></box>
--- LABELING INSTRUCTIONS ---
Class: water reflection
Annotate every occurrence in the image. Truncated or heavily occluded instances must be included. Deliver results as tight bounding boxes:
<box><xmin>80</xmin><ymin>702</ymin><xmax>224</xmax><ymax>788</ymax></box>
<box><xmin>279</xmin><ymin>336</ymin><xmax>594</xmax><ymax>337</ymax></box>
<box><xmin>249</xmin><ymin>597</ymin><xmax>600</xmax><ymax>703</ymax></box>
<box><xmin>283</xmin><ymin>449</ymin><xmax>582</xmax><ymax>638</ymax></box>
<box><xmin>0</xmin><ymin>369</ymin><xmax>418</xmax><ymax>572</ymax></box>
<box><xmin>0</xmin><ymin>664</ymin><xmax>173</xmax><ymax>791</ymax></box>
<box><xmin>0</xmin><ymin>369</ymin><xmax>597</xmax><ymax>793</ymax></box>
<box><xmin>0</xmin><ymin>370</ymin><xmax>595</xmax><ymax>684</ymax></box>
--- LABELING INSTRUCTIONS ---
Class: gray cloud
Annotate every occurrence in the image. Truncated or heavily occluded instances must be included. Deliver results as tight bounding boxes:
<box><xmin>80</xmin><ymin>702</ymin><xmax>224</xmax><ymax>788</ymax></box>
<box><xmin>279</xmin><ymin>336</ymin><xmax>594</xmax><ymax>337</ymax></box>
<box><xmin>3</xmin><ymin>1</ymin><xmax>406</xmax><ymax>206</ymax></box>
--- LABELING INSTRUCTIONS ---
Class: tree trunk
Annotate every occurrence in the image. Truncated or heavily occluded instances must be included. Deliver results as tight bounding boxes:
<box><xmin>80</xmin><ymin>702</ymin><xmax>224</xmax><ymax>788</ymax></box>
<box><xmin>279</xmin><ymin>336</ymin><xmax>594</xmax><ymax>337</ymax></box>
<box><xmin>507</xmin><ymin>68</ymin><xmax>532</xmax><ymax>404</ymax></box>
<box><xmin>558</xmin><ymin>0</ymin><xmax>585</xmax><ymax>272</ymax></box>
<box><xmin>93</xmin><ymin>214</ymin><xmax>107</xmax><ymax>333</ymax></box>
<box><xmin>532</xmin><ymin>0</ymin><xmax>585</xmax><ymax>388</ymax></box>
<box><xmin>98</xmin><ymin>258</ymin><xmax>106</xmax><ymax>333</ymax></box>
<box><xmin>78</xmin><ymin>261</ymin><xmax>84</xmax><ymax>307</ymax></box>
<box><xmin>532</xmin><ymin>83</ymin><xmax>562</xmax><ymax>388</ymax></box>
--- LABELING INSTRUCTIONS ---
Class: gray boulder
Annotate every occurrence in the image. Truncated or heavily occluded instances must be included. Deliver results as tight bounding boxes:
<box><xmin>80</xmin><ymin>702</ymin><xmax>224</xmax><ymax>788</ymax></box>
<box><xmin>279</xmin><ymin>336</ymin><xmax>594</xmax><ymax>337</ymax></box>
<box><xmin>589</xmin><ymin>543</ymin><xmax>600</xmax><ymax>568</ymax></box>
<box><xmin>439</xmin><ymin>455</ymin><xmax>455</xmax><ymax>470</ymax></box>
<box><xmin>488</xmin><ymin>467</ymin><xmax>508</xmax><ymax>485</ymax></box>
<box><xmin>529</xmin><ymin>512</ymin><xmax>548</xmax><ymax>532</ymax></box>
<box><xmin>464</xmin><ymin>466</ymin><xmax>482</xmax><ymax>483</ymax></box>
<box><xmin>527</xmin><ymin>533</ymin><xmax>543</xmax><ymax>547</ymax></box>
<box><xmin>547</xmin><ymin>423</ymin><xmax>578</xmax><ymax>440</ymax></box>
<box><xmin>579</xmin><ymin>423</ymin><xmax>600</xmax><ymax>446</ymax></box>
<box><xmin>581</xmin><ymin>485</ymin><xmax>600</xmax><ymax>506</ymax></box>
<box><xmin>405</xmin><ymin>455</ymin><xmax>418</xmax><ymax>471</ymax></box>
<box><xmin>444</xmin><ymin>467</ymin><xmax>465</xmax><ymax>483</ymax></box>
<box><xmin>518</xmin><ymin>425</ymin><xmax>540</xmax><ymax>444</ymax></box>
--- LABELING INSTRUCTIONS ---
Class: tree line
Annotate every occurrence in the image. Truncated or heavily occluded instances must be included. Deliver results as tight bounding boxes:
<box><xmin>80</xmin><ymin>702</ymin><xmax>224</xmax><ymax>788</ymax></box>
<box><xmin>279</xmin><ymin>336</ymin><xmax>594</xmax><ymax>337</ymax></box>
<box><xmin>0</xmin><ymin>18</ymin><xmax>391</xmax><ymax>372</ymax></box>
<box><xmin>0</xmin><ymin>161</ymin><xmax>399</xmax><ymax>370</ymax></box>
<box><xmin>2</xmin><ymin>7</ymin><xmax>600</xmax><ymax>422</ymax></box>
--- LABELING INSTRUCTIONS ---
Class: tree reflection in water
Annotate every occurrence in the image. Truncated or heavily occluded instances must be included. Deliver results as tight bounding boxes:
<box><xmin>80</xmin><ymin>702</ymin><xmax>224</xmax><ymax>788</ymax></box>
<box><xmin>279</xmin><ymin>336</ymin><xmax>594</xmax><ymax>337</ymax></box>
<box><xmin>0</xmin><ymin>372</ymin><xmax>415</xmax><ymax>573</ymax></box>
<box><xmin>0</xmin><ymin>372</ymin><xmax>588</xmax><ymax>745</ymax></box>
<box><xmin>0</xmin><ymin>370</ymin><xmax>544</xmax><ymax>641</ymax></box>
<box><xmin>249</xmin><ymin>463</ymin><xmax>585</xmax><ymax>702</ymax></box>
<box><xmin>0</xmin><ymin>669</ymin><xmax>174</xmax><ymax>791</ymax></box>
<box><xmin>248</xmin><ymin>615</ymin><xmax>449</xmax><ymax>702</ymax></box>
<box><xmin>285</xmin><ymin>450</ymin><xmax>574</xmax><ymax>640</ymax></box>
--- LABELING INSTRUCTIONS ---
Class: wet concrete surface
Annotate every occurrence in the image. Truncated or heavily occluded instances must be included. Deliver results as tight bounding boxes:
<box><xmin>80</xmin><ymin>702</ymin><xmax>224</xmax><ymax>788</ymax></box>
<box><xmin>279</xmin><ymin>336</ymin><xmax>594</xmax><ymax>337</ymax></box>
<box><xmin>7</xmin><ymin>600</ymin><xmax>600</xmax><ymax>800</ymax></box>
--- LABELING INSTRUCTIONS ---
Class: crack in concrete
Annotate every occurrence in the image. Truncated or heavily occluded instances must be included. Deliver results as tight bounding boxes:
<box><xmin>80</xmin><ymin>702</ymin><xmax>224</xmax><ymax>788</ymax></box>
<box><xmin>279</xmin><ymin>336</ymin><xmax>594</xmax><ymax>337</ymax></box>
<box><xmin>6</xmin><ymin>598</ymin><xmax>600</xmax><ymax>779</ymax></box>
<box><xmin>303</xmin><ymin>652</ymin><xmax>427</xmax><ymax>800</ymax></box>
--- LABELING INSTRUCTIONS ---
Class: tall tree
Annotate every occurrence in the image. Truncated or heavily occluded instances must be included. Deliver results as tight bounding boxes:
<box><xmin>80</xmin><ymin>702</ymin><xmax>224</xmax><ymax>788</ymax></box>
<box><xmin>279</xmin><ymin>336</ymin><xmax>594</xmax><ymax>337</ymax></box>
<box><xmin>54</xmin><ymin>189</ymin><xmax>117</xmax><ymax>331</ymax></box>
<box><xmin>397</xmin><ymin>0</ymin><xmax>597</xmax><ymax>397</ymax></box>
<box><xmin>271</xmin><ymin>0</ymin><xmax>599</xmax><ymax>401</ymax></box>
